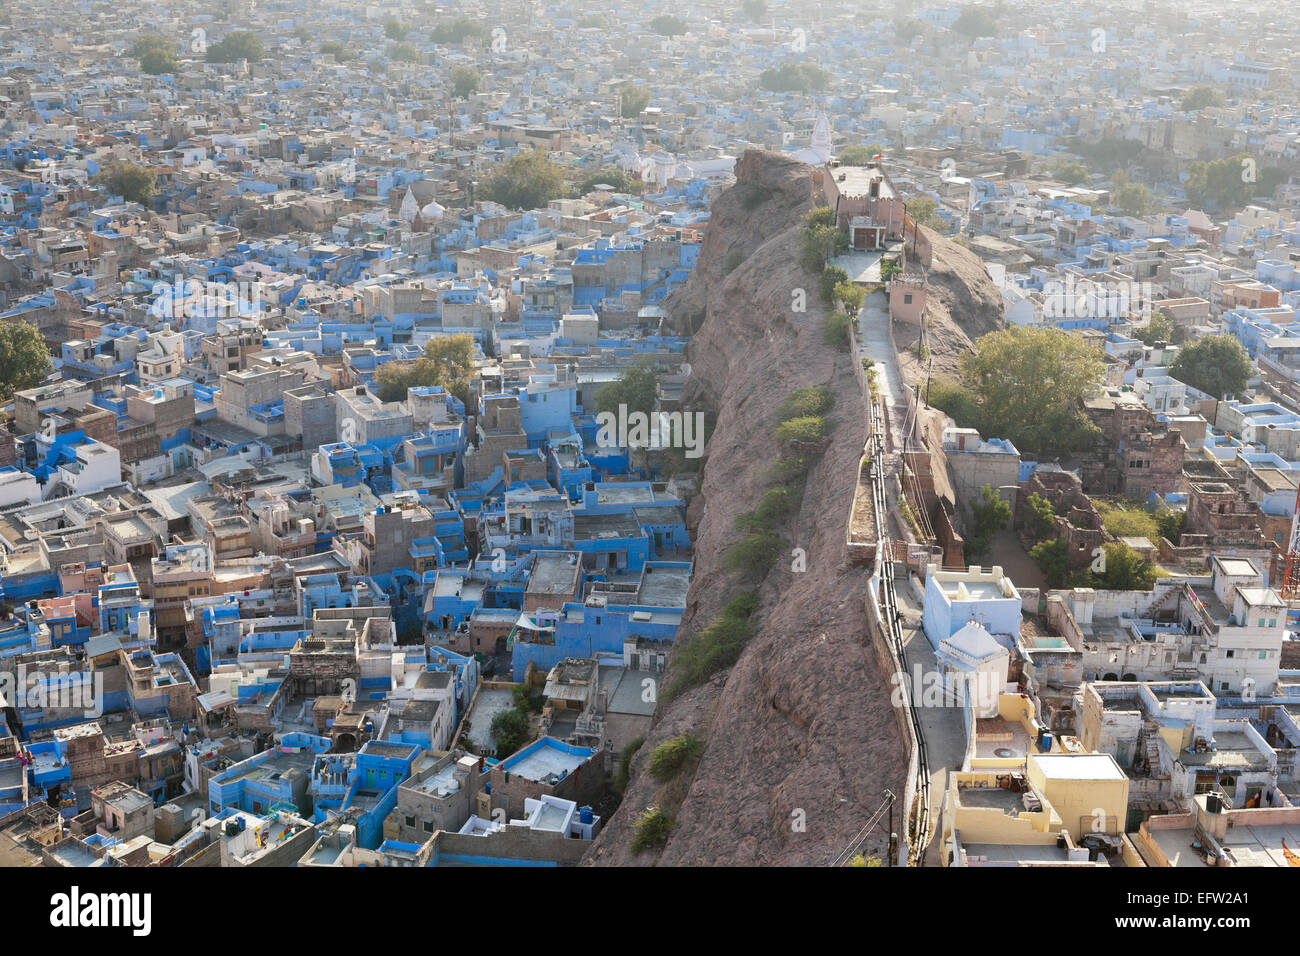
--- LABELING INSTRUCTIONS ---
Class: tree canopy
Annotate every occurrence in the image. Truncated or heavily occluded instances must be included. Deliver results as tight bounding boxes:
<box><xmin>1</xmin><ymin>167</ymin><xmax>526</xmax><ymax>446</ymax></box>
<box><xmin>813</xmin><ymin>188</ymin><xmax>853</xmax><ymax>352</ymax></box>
<box><xmin>1184</xmin><ymin>154</ymin><xmax>1282</xmax><ymax>210</ymax></box>
<box><xmin>759</xmin><ymin>62</ymin><xmax>829</xmax><ymax>93</ymax></box>
<box><xmin>620</xmin><ymin>83</ymin><xmax>651</xmax><ymax>118</ymax></box>
<box><xmin>480</xmin><ymin>150</ymin><xmax>568</xmax><ymax>210</ymax></box>
<box><xmin>319</xmin><ymin>41</ymin><xmax>356</xmax><ymax>61</ymax></box>
<box><xmin>934</xmin><ymin>326</ymin><xmax>1105</xmax><ymax>456</ymax></box>
<box><xmin>837</xmin><ymin>145</ymin><xmax>885</xmax><ymax>166</ymax></box>
<box><xmin>375</xmin><ymin>334</ymin><xmax>475</xmax><ymax>405</ymax></box>
<box><xmin>431</xmin><ymin>18</ymin><xmax>489</xmax><ymax>44</ymax></box>
<box><xmin>952</xmin><ymin>6</ymin><xmax>1000</xmax><ymax>38</ymax></box>
<box><xmin>94</xmin><ymin>161</ymin><xmax>156</xmax><ymax>204</ymax></box>
<box><xmin>1180</xmin><ymin>85</ymin><xmax>1226</xmax><ymax>112</ymax></box>
<box><xmin>1169</xmin><ymin>335</ymin><xmax>1252</xmax><ymax>399</ymax></box>
<box><xmin>595</xmin><ymin>359</ymin><xmax>658</xmax><ymax>418</ymax></box>
<box><xmin>0</xmin><ymin>322</ymin><xmax>52</xmax><ymax>402</ymax></box>
<box><xmin>129</xmin><ymin>34</ymin><xmax>171</xmax><ymax>59</ymax></box>
<box><xmin>576</xmin><ymin>167</ymin><xmax>641</xmax><ymax>195</ymax></box>
<box><xmin>451</xmin><ymin>66</ymin><xmax>481</xmax><ymax>99</ymax></box>
<box><xmin>1137</xmin><ymin>311</ymin><xmax>1174</xmax><ymax>346</ymax></box>
<box><xmin>649</xmin><ymin>15</ymin><xmax>688</xmax><ymax>36</ymax></box>
<box><xmin>140</xmin><ymin>48</ymin><xmax>180</xmax><ymax>75</ymax></box>
<box><xmin>206</xmin><ymin>31</ymin><xmax>264</xmax><ymax>63</ymax></box>
<box><xmin>966</xmin><ymin>485</ymin><xmax>1011</xmax><ymax>563</ymax></box>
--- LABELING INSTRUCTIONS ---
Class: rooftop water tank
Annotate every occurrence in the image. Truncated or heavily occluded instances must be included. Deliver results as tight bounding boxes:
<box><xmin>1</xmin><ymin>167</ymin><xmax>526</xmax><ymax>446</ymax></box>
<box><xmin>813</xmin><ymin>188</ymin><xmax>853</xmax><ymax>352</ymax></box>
<box><xmin>579</xmin><ymin>805</ymin><xmax>594</xmax><ymax>825</ymax></box>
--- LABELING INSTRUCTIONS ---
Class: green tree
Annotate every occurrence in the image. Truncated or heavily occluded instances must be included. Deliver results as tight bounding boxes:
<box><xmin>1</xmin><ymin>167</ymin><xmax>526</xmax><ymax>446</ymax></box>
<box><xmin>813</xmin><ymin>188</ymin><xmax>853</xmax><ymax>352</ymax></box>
<box><xmin>1022</xmin><ymin>492</ymin><xmax>1056</xmax><ymax>544</ymax></box>
<box><xmin>206</xmin><ymin>30</ymin><xmax>265</xmax><ymax>63</ymax></box>
<box><xmin>577</xmin><ymin>14</ymin><xmax>608</xmax><ymax>29</ymax></box>
<box><xmin>1029</xmin><ymin>537</ymin><xmax>1070</xmax><ymax>587</ymax></box>
<box><xmin>723</xmin><ymin>531</ymin><xmax>784</xmax><ymax>578</ymax></box>
<box><xmin>94</xmin><ymin>161</ymin><xmax>156</xmax><ymax>204</ymax></box>
<box><xmin>837</xmin><ymin>145</ymin><xmax>885</xmax><ymax>166</ymax></box>
<box><xmin>388</xmin><ymin>42</ymin><xmax>420</xmax><ymax>63</ymax></box>
<box><xmin>620</xmin><ymin>83</ymin><xmax>651</xmax><ymax>118</ymax></box>
<box><xmin>647</xmin><ymin>735</ymin><xmax>702</xmax><ymax>780</ymax></box>
<box><xmin>139</xmin><ymin>48</ymin><xmax>180</xmax><ymax>75</ymax></box>
<box><xmin>1184</xmin><ymin>154</ymin><xmax>1264</xmax><ymax>209</ymax></box>
<box><xmin>776</xmin><ymin>416</ymin><xmax>829</xmax><ymax>445</ymax></box>
<box><xmin>577</xmin><ymin>167</ymin><xmax>641</xmax><ymax>195</ymax></box>
<box><xmin>799</xmin><ymin>209</ymin><xmax>849</xmax><ymax>273</ymax></box>
<box><xmin>957</xmin><ymin>326</ymin><xmax>1105</xmax><ymax>456</ymax></box>
<box><xmin>383</xmin><ymin>18</ymin><xmax>410</xmax><ymax>41</ymax></box>
<box><xmin>431</xmin><ymin>18</ymin><xmax>489</xmax><ymax>44</ymax></box>
<box><xmin>1156</xmin><ymin>508</ymin><xmax>1186</xmax><ymax>545</ymax></box>
<box><xmin>952</xmin><ymin>6</ymin><xmax>999</xmax><ymax>38</ymax></box>
<box><xmin>595</xmin><ymin>358</ymin><xmax>658</xmax><ymax>419</ymax></box>
<box><xmin>648</xmin><ymin>14</ymin><xmax>688</xmax><ymax>36</ymax></box>
<box><xmin>375</xmin><ymin>334</ymin><xmax>476</xmax><ymax>405</ymax></box>
<box><xmin>1138</xmin><ymin>311</ymin><xmax>1174</xmax><ymax>346</ymax></box>
<box><xmin>451</xmin><ymin>65</ymin><xmax>481</xmax><ymax>99</ymax></box>
<box><xmin>759</xmin><ymin>62</ymin><xmax>829</xmax><ymax>93</ymax></box>
<box><xmin>1180</xmin><ymin>85</ymin><xmax>1226</xmax><ymax>112</ymax></box>
<box><xmin>1089</xmin><ymin>541</ymin><xmax>1156</xmax><ymax>591</ymax></box>
<box><xmin>129</xmin><ymin>34</ymin><xmax>172</xmax><ymax>59</ymax></box>
<box><xmin>631</xmin><ymin>805</ymin><xmax>674</xmax><ymax>853</ymax></box>
<box><xmin>481</xmin><ymin>149</ymin><xmax>567</xmax><ymax>210</ymax></box>
<box><xmin>318</xmin><ymin>41</ymin><xmax>356</xmax><ymax>61</ymax></box>
<box><xmin>834</xmin><ymin>281</ymin><xmax>865</xmax><ymax>318</ymax></box>
<box><xmin>1052</xmin><ymin>160</ymin><xmax>1089</xmax><ymax>185</ymax></box>
<box><xmin>966</xmin><ymin>484</ymin><xmax>1011</xmax><ymax>563</ymax></box>
<box><xmin>0</xmin><ymin>322</ymin><xmax>52</xmax><ymax>401</ymax></box>
<box><xmin>1169</xmin><ymin>334</ymin><xmax>1252</xmax><ymax>399</ymax></box>
<box><xmin>293</xmin><ymin>25</ymin><xmax>312</xmax><ymax>42</ymax></box>
<box><xmin>489</xmin><ymin>708</ymin><xmax>531</xmax><ymax>757</ymax></box>
<box><xmin>894</xmin><ymin>18</ymin><xmax>924</xmax><ymax>43</ymax></box>
<box><xmin>1111</xmin><ymin>179</ymin><xmax>1157</xmax><ymax>217</ymax></box>
<box><xmin>819</xmin><ymin>265</ymin><xmax>848</xmax><ymax>303</ymax></box>
<box><xmin>741</xmin><ymin>0</ymin><xmax>768</xmax><ymax>21</ymax></box>
<box><xmin>906</xmin><ymin>196</ymin><xmax>940</xmax><ymax>228</ymax></box>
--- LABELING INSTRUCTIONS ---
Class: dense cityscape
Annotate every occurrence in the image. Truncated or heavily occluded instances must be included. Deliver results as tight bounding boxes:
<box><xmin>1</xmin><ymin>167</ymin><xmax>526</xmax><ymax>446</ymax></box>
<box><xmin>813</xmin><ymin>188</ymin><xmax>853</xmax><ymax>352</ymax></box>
<box><xmin>0</xmin><ymin>0</ymin><xmax>1292</xmax><ymax>923</ymax></box>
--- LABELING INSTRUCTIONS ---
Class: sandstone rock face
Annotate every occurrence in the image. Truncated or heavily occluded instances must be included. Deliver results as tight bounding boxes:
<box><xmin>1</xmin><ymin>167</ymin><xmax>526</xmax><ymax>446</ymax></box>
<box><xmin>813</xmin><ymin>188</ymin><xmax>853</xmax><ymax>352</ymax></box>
<box><xmin>585</xmin><ymin>151</ymin><xmax>907</xmax><ymax>866</ymax></box>
<box><xmin>897</xmin><ymin>228</ymin><xmax>1005</xmax><ymax>386</ymax></box>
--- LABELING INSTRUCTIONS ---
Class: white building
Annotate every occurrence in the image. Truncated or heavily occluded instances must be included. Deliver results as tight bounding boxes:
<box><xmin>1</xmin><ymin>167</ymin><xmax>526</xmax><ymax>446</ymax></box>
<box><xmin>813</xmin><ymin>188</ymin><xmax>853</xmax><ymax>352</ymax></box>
<box><xmin>923</xmin><ymin>564</ymin><xmax>1022</xmax><ymax>648</ymax></box>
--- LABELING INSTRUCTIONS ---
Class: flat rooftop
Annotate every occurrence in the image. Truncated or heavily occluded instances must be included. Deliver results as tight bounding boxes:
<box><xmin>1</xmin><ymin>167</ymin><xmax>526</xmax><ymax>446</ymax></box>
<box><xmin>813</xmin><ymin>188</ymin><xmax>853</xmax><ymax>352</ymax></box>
<box><xmin>503</xmin><ymin>738</ymin><xmax>590</xmax><ymax>783</ymax></box>
<box><xmin>637</xmin><ymin>563</ymin><xmax>689</xmax><ymax>607</ymax></box>
<box><xmin>1033</xmin><ymin>753</ymin><xmax>1126</xmax><ymax>781</ymax></box>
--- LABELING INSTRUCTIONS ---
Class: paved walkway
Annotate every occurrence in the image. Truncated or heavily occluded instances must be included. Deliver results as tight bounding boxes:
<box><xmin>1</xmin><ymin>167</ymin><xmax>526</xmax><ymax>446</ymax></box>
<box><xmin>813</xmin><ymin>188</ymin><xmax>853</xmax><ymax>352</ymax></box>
<box><xmin>894</xmin><ymin>575</ymin><xmax>970</xmax><ymax>867</ymax></box>
<box><xmin>856</xmin><ymin>289</ymin><xmax>909</xmax><ymax>448</ymax></box>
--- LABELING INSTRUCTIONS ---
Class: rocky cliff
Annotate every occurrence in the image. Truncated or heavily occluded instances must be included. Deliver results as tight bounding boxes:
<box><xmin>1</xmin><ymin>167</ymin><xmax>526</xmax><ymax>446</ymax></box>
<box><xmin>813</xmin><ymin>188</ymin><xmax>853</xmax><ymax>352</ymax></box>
<box><xmin>584</xmin><ymin>151</ymin><xmax>907</xmax><ymax>866</ymax></box>
<box><xmin>895</xmin><ymin>229</ymin><xmax>1005</xmax><ymax>386</ymax></box>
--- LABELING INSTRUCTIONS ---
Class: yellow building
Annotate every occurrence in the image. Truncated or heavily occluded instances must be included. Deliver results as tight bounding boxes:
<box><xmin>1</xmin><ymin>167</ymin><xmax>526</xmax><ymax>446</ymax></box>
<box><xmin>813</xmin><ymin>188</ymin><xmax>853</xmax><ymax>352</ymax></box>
<box><xmin>1026</xmin><ymin>752</ymin><xmax>1129</xmax><ymax>841</ymax></box>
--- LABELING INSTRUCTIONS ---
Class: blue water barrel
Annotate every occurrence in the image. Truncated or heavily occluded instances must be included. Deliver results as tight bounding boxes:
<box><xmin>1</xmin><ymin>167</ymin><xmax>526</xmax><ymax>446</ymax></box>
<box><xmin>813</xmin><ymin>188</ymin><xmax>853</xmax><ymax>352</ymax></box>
<box><xmin>1038</xmin><ymin>731</ymin><xmax>1053</xmax><ymax>752</ymax></box>
<box><xmin>579</xmin><ymin>805</ymin><xmax>593</xmax><ymax>824</ymax></box>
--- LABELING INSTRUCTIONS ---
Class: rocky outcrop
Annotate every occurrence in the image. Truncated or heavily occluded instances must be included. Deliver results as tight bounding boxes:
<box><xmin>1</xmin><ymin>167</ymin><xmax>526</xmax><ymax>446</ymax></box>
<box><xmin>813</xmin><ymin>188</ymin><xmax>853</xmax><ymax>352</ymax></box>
<box><xmin>897</xmin><ymin>229</ymin><xmax>1005</xmax><ymax>386</ymax></box>
<box><xmin>585</xmin><ymin>151</ymin><xmax>907</xmax><ymax>866</ymax></box>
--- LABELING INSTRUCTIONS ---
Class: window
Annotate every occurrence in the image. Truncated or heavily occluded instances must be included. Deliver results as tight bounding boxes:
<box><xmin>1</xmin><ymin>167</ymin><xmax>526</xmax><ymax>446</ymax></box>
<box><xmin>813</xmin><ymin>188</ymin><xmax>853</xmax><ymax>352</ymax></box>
<box><xmin>1268</xmin><ymin>619</ymin><xmax>1276</xmax><ymax>628</ymax></box>
<box><xmin>1221</xmin><ymin>682</ymin><xmax>1229</xmax><ymax>691</ymax></box>
<box><xmin>903</xmin><ymin>293</ymin><xmax>913</xmax><ymax>304</ymax></box>
<box><xmin>1226</xmin><ymin>650</ymin><xmax>1234</xmax><ymax>659</ymax></box>
<box><xmin>405</xmin><ymin>815</ymin><xmax>416</xmax><ymax>828</ymax></box>
<box><xmin>423</xmin><ymin>820</ymin><xmax>433</xmax><ymax>832</ymax></box>
<box><xmin>1259</xmin><ymin>650</ymin><xmax>1268</xmax><ymax>659</ymax></box>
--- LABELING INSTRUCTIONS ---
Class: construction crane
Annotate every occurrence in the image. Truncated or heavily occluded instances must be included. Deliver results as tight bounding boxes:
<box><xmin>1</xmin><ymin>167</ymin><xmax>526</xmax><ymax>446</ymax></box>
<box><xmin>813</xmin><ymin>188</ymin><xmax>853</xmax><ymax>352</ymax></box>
<box><xmin>1279</xmin><ymin>481</ymin><xmax>1300</xmax><ymax>599</ymax></box>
